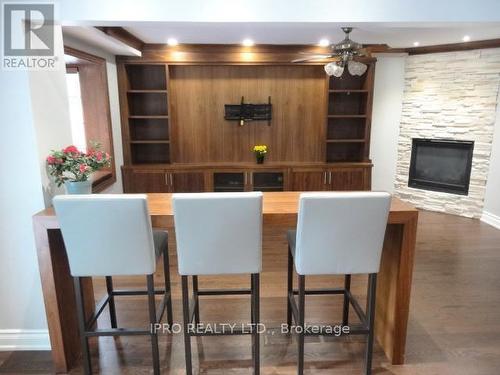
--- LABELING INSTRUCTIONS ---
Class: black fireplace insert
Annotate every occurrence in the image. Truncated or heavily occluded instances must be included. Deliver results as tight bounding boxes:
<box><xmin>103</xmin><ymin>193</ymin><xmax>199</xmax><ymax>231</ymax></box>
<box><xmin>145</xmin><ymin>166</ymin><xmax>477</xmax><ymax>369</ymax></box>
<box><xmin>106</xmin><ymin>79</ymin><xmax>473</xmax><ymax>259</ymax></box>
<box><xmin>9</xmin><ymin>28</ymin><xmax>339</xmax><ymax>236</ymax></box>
<box><xmin>408</xmin><ymin>138</ymin><xmax>474</xmax><ymax>195</ymax></box>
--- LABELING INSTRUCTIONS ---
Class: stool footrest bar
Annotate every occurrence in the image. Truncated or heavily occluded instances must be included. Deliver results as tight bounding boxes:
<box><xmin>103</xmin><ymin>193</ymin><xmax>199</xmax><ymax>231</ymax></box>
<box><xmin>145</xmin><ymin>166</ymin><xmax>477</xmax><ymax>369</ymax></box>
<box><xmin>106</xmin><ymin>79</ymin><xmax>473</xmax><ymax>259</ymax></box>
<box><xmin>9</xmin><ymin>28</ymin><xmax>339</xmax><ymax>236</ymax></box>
<box><xmin>292</xmin><ymin>288</ymin><xmax>345</xmax><ymax>295</ymax></box>
<box><xmin>85</xmin><ymin>328</ymin><xmax>151</xmax><ymax>337</ymax></box>
<box><xmin>112</xmin><ymin>289</ymin><xmax>166</xmax><ymax>296</ymax></box>
<box><xmin>197</xmin><ymin>288</ymin><xmax>251</xmax><ymax>296</ymax></box>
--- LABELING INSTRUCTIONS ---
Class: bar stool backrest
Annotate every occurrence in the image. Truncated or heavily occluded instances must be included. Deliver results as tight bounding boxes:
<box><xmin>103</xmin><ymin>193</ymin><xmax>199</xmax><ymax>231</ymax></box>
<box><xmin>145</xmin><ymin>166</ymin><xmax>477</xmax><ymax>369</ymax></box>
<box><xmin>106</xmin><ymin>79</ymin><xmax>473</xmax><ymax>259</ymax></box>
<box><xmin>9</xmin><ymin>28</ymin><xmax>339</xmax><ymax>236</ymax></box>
<box><xmin>295</xmin><ymin>192</ymin><xmax>391</xmax><ymax>275</ymax></box>
<box><xmin>53</xmin><ymin>194</ymin><xmax>156</xmax><ymax>277</ymax></box>
<box><xmin>173</xmin><ymin>192</ymin><xmax>263</xmax><ymax>275</ymax></box>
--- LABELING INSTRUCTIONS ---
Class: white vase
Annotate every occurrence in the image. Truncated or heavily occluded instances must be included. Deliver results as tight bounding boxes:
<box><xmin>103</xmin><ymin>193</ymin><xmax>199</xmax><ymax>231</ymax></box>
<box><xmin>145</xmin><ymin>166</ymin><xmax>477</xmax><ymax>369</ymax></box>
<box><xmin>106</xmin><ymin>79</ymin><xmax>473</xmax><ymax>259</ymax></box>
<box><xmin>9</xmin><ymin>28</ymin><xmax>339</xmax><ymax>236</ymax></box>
<box><xmin>64</xmin><ymin>180</ymin><xmax>92</xmax><ymax>194</ymax></box>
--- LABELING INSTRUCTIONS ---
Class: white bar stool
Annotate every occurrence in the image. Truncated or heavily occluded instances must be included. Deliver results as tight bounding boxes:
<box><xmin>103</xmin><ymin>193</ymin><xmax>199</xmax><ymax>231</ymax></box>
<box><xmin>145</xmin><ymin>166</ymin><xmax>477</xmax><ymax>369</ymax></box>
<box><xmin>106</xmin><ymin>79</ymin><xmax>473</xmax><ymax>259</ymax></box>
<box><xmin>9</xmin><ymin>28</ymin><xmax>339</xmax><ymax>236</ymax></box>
<box><xmin>53</xmin><ymin>194</ymin><xmax>173</xmax><ymax>375</ymax></box>
<box><xmin>286</xmin><ymin>192</ymin><xmax>391</xmax><ymax>375</ymax></box>
<box><xmin>173</xmin><ymin>192</ymin><xmax>263</xmax><ymax>375</ymax></box>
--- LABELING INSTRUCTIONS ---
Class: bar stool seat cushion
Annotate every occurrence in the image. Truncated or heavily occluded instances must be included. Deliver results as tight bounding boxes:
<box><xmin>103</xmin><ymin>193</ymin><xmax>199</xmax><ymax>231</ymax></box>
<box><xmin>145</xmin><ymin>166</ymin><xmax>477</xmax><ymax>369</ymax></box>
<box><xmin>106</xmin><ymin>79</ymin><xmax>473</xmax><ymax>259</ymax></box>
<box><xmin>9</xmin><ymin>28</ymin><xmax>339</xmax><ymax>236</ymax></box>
<box><xmin>153</xmin><ymin>230</ymin><xmax>168</xmax><ymax>258</ymax></box>
<box><xmin>173</xmin><ymin>192</ymin><xmax>263</xmax><ymax>275</ymax></box>
<box><xmin>291</xmin><ymin>192</ymin><xmax>391</xmax><ymax>275</ymax></box>
<box><xmin>287</xmin><ymin>230</ymin><xmax>296</xmax><ymax>258</ymax></box>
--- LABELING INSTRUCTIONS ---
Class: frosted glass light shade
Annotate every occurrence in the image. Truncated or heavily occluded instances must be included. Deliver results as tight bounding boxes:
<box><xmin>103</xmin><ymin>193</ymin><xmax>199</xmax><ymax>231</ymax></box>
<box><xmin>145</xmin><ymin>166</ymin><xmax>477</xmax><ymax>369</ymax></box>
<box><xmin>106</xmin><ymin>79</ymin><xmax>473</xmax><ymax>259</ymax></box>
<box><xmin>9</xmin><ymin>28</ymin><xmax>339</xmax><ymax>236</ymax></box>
<box><xmin>324</xmin><ymin>62</ymin><xmax>344</xmax><ymax>77</ymax></box>
<box><xmin>347</xmin><ymin>60</ymin><xmax>368</xmax><ymax>76</ymax></box>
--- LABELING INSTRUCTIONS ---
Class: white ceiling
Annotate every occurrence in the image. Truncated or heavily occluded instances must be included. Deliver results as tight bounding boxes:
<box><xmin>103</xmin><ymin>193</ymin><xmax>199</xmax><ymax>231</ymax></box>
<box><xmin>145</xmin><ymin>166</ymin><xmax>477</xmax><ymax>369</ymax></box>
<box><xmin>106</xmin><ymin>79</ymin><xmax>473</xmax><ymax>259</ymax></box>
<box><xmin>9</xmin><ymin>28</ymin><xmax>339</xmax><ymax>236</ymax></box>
<box><xmin>123</xmin><ymin>22</ymin><xmax>500</xmax><ymax>48</ymax></box>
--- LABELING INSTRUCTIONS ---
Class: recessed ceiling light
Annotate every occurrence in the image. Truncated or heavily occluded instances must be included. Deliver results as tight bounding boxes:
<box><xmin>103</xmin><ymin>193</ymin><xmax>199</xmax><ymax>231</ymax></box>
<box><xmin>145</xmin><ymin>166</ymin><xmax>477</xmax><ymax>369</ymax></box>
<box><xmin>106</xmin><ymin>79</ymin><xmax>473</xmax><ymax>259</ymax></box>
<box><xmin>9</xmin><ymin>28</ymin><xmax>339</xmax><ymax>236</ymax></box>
<box><xmin>167</xmin><ymin>38</ymin><xmax>178</xmax><ymax>46</ymax></box>
<box><xmin>242</xmin><ymin>38</ymin><xmax>254</xmax><ymax>47</ymax></box>
<box><xmin>413</xmin><ymin>41</ymin><xmax>420</xmax><ymax>47</ymax></box>
<box><xmin>318</xmin><ymin>39</ymin><xmax>330</xmax><ymax>47</ymax></box>
<box><xmin>463</xmin><ymin>35</ymin><xmax>471</xmax><ymax>42</ymax></box>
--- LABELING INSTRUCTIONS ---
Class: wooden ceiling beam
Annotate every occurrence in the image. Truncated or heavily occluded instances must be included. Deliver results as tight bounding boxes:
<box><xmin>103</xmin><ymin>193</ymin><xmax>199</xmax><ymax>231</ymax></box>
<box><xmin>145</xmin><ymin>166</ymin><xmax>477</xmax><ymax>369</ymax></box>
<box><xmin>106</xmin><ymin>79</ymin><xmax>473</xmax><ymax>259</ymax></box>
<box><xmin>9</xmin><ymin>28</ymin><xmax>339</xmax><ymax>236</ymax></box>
<box><xmin>395</xmin><ymin>38</ymin><xmax>500</xmax><ymax>55</ymax></box>
<box><xmin>95</xmin><ymin>27</ymin><xmax>144</xmax><ymax>52</ymax></box>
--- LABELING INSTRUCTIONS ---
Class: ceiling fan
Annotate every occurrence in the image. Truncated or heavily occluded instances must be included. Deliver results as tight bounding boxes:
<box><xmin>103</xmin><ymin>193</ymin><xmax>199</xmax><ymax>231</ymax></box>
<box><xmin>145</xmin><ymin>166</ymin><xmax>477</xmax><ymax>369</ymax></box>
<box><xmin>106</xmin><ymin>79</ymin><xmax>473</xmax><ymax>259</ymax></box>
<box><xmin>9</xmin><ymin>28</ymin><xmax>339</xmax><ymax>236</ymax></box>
<box><xmin>292</xmin><ymin>27</ymin><xmax>369</xmax><ymax>77</ymax></box>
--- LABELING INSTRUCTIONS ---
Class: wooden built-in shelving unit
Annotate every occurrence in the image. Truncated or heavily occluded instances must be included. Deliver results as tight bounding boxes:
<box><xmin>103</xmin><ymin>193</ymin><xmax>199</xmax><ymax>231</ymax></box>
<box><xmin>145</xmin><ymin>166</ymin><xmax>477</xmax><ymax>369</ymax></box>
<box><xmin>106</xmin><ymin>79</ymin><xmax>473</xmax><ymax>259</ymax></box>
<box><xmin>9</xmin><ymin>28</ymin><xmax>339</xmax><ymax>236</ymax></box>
<box><xmin>121</xmin><ymin>64</ymin><xmax>171</xmax><ymax>165</ymax></box>
<box><xmin>117</xmin><ymin>52</ymin><xmax>376</xmax><ymax>193</ymax></box>
<box><xmin>326</xmin><ymin>61</ymin><xmax>375</xmax><ymax>163</ymax></box>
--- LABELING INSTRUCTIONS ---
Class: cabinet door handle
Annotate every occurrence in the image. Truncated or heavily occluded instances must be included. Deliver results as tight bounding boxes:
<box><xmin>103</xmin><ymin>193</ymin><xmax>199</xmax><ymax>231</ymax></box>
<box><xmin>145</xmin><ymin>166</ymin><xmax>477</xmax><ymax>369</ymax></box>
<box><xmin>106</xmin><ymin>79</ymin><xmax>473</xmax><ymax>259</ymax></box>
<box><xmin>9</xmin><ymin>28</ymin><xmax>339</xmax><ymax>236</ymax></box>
<box><xmin>323</xmin><ymin>171</ymin><xmax>327</xmax><ymax>185</ymax></box>
<box><xmin>328</xmin><ymin>171</ymin><xmax>332</xmax><ymax>185</ymax></box>
<box><xmin>249</xmin><ymin>172</ymin><xmax>253</xmax><ymax>185</ymax></box>
<box><xmin>169</xmin><ymin>173</ymin><xmax>173</xmax><ymax>186</ymax></box>
<box><xmin>165</xmin><ymin>173</ymin><xmax>169</xmax><ymax>186</ymax></box>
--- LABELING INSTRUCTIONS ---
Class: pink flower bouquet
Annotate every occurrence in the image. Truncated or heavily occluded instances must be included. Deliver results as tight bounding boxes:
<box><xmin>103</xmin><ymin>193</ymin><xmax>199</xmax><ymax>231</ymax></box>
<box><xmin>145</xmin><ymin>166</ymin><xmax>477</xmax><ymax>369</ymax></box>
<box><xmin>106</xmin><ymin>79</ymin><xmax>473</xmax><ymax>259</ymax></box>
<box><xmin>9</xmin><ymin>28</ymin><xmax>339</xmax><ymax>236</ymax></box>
<box><xmin>46</xmin><ymin>143</ymin><xmax>111</xmax><ymax>187</ymax></box>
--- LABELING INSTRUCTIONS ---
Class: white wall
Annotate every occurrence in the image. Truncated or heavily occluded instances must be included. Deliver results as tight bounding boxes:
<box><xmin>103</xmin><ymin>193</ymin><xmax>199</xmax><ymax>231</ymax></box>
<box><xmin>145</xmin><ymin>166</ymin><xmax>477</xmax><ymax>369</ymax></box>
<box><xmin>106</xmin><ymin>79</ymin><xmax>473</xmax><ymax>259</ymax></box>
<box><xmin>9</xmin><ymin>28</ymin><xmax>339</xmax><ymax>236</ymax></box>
<box><xmin>370</xmin><ymin>53</ymin><xmax>407</xmax><ymax>193</ymax></box>
<box><xmin>0</xmin><ymin>65</ymin><xmax>52</xmax><ymax>347</ymax></box>
<box><xmin>0</xmin><ymin>25</ymin><xmax>73</xmax><ymax>351</ymax></box>
<box><xmin>482</xmin><ymin>91</ymin><xmax>500</xmax><ymax>228</ymax></box>
<box><xmin>62</xmin><ymin>35</ymin><xmax>124</xmax><ymax>193</ymax></box>
<box><xmin>0</xmin><ymin>67</ymin><xmax>50</xmax><ymax>350</ymax></box>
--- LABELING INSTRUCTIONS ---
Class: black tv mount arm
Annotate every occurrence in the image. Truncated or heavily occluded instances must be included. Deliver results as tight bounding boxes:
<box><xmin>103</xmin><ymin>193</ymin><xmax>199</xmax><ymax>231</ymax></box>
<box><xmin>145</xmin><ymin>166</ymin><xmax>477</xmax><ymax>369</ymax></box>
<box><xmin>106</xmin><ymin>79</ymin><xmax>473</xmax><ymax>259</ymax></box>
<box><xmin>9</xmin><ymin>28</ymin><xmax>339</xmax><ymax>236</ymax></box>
<box><xmin>224</xmin><ymin>96</ymin><xmax>272</xmax><ymax>126</ymax></box>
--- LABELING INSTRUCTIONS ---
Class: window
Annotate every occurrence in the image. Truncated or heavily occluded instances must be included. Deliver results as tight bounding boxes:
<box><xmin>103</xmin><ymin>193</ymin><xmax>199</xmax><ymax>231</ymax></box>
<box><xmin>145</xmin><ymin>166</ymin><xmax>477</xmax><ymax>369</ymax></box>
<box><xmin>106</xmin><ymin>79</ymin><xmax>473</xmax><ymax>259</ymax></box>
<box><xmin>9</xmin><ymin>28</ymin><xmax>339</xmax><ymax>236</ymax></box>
<box><xmin>65</xmin><ymin>70</ymin><xmax>87</xmax><ymax>152</ymax></box>
<box><xmin>64</xmin><ymin>47</ymin><xmax>116</xmax><ymax>192</ymax></box>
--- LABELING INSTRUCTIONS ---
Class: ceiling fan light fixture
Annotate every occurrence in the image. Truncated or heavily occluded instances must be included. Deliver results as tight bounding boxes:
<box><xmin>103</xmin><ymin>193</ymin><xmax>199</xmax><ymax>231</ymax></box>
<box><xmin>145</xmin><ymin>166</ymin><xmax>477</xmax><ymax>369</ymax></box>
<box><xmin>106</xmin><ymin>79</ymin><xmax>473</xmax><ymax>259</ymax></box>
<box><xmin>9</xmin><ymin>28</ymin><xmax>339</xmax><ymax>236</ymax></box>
<box><xmin>347</xmin><ymin>60</ymin><xmax>368</xmax><ymax>76</ymax></box>
<box><xmin>324</xmin><ymin>62</ymin><xmax>344</xmax><ymax>77</ymax></box>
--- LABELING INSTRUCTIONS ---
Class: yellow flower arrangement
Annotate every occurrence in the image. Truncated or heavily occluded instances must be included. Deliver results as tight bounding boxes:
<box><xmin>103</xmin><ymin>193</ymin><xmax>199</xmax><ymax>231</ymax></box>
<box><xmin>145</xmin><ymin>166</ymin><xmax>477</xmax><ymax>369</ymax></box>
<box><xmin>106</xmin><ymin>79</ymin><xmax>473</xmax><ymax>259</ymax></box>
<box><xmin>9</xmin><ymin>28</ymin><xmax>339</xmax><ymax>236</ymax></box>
<box><xmin>253</xmin><ymin>145</ymin><xmax>268</xmax><ymax>154</ymax></box>
<box><xmin>253</xmin><ymin>145</ymin><xmax>267</xmax><ymax>164</ymax></box>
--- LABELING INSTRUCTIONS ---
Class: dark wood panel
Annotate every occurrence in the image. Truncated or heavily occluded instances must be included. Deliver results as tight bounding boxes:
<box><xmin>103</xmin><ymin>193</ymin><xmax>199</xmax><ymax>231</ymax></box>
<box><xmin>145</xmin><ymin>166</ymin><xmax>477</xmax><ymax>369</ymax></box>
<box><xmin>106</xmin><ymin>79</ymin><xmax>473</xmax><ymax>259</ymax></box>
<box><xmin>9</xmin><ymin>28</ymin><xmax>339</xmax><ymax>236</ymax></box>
<box><xmin>328</xmin><ymin>168</ymin><xmax>367</xmax><ymax>191</ymax></box>
<box><xmin>122</xmin><ymin>169</ymin><xmax>168</xmax><ymax>193</ymax></box>
<box><xmin>169</xmin><ymin>65</ymin><xmax>327</xmax><ymax>163</ymax></box>
<box><xmin>170</xmin><ymin>171</ymin><xmax>205</xmax><ymax>192</ymax></box>
<box><xmin>127</xmin><ymin>92</ymin><xmax>168</xmax><ymax>116</ymax></box>
<box><xmin>125</xmin><ymin>64</ymin><xmax>167</xmax><ymax>90</ymax></box>
<box><xmin>290</xmin><ymin>170</ymin><xmax>326</xmax><ymax>191</ymax></box>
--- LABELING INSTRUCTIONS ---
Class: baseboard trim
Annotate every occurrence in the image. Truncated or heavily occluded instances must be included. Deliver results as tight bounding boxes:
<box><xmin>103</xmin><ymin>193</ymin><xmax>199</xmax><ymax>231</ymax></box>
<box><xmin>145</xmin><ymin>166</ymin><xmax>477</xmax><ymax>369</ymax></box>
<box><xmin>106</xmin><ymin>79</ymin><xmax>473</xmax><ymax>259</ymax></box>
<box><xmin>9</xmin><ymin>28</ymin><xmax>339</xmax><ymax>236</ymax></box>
<box><xmin>0</xmin><ymin>330</ymin><xmax>51</xmax><ymax>351</ymax></box>
<box><xmin>481</xmin><ymin>211</ymin><xmax>500</xmax><ymax>230</ymax></box>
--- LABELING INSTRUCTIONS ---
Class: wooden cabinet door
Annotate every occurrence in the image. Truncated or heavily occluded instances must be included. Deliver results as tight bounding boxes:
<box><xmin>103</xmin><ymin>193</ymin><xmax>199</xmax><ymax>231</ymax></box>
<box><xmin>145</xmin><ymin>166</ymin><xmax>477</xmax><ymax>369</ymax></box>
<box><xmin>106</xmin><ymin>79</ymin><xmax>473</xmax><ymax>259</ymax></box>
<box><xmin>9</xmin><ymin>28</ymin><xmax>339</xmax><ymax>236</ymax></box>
<box><xmin>291</xmin><ymin>170</ymin><xmax>327</xmax><ymax>191</ymax></box>
<box><xmin>170</xmin><ymin>171</ymin><xmax>206</xmax><ymax>193</ymax></box>
<box><xmin>328</xmin><ymin>168</ymin><xmax>367</xmax><ymax>191</ymax></box>
<box><xmin>122</xmin><ymin>169</ymin><xmax>169</xmax><ymax>193</ymax></box>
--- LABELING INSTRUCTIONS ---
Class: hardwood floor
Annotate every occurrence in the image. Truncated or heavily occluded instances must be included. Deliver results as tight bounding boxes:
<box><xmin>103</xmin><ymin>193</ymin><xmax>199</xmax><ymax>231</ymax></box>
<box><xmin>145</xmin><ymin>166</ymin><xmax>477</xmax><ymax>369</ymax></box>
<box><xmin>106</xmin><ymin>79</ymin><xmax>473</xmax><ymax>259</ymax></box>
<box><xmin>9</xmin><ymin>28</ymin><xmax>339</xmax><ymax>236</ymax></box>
<box><xmin>2</xmin><ymin>211</ymin><xmax>500</xmax><ymax>374</ymax></box>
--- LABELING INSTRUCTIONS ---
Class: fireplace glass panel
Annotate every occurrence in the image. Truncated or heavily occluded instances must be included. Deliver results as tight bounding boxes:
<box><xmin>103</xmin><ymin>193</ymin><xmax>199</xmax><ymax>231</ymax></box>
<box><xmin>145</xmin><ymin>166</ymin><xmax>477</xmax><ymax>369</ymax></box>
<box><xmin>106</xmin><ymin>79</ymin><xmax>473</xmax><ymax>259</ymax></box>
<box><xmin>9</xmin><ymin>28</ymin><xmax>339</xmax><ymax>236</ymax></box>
<box><xmin>408</xmin><ymin>139</ymin><xmax>474</xmax><ymax>195</ymax></box>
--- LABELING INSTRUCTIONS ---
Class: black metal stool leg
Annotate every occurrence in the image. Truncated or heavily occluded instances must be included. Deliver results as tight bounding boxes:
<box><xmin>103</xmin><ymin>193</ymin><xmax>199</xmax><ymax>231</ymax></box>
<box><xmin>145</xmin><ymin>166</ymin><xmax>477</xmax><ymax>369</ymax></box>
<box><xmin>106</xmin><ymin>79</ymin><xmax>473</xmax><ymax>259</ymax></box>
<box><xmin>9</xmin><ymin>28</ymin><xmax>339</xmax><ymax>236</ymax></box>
<box><xmin>287</xmin><ymin>246</ymin><xmax>293</xmax><ymax>327</ymax></box>
<box><xmin>162</xmin><ymin>245</ymin><xmax>173</xmax><ymax>326</ymax></box>
<box><xmin>364</xmin><ymin>273</ymin><xmax>377</xmax><ymax>375</ymax></box>
<box><xmin>252</xmin><ymin>273</ymin><xmax>260</xmax><ymax>375</ymax></box>
<box><xmin>182</xmin><ymin>276</ymin><xmax>193</xmax><ymax>375</ymax></box>
<box><xmin>192</xmin><ymin>275</ymin><xmax>200</xmax><ymax>324</ymax></box>
<box><xmin>105</xmin><ymin>276</ymin><xmax>117</xmax><ymax>328</ymax></box>
<box><xmin>342</xmin><ymin>274</ymin><xmax>351</xmax><ymax>326</ymax></box>
<box><xmin>297</xmin><ymin>274</ymin><xmax>305</xmax><ymax>375</ymax></box>
<box><xmin>251</xmin><ymin>274</ymin><xmax>256</xmax><ymax>366</ymax></box>
<box><xmin>147</xmin><ymin>274</ymin><xmax>160</xmax><ymax>375</ymax></box>
<box><xmin>74</xmin><ymin>277</ymin><xmax>92</xmax><ymax>375</ymax></box>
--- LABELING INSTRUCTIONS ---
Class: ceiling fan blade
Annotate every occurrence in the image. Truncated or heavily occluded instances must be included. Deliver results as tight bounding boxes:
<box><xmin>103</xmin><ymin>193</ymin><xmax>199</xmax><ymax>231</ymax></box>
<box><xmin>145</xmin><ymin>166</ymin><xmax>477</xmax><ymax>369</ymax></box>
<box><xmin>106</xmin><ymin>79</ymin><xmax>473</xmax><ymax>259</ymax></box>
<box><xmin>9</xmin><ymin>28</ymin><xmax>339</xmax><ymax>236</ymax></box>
<box><xmin>291</xmin><ymin>55</ymin><xmax>337</xmax><ymax>63</ymax></box>
<box><xmin>297</xmin><ymin>51</ymin><xmax>332</xmax><ymax>56</ymax></box>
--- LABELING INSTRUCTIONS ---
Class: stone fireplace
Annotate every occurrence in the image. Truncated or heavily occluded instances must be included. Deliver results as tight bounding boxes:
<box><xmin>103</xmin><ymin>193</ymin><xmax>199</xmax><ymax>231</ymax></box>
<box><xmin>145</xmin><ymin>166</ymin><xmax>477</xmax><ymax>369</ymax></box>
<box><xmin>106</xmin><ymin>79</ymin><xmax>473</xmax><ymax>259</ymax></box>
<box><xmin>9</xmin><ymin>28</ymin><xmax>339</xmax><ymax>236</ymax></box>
<box><xmin>395</xmin><ymin>48</ymin><xmax>500</xmax><ymax>218</ymax></box>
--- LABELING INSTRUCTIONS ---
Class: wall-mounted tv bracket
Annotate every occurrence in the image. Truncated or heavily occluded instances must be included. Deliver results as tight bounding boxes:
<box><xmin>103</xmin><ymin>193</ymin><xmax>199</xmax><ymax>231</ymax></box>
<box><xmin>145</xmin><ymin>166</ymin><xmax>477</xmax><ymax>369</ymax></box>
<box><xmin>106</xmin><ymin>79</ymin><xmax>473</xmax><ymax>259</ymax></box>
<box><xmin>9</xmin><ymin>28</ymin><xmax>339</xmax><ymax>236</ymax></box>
<box><xmin>224</xmin><ymin>96</ymin><xmax>272</xmax><ymax>126</ymax></box>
